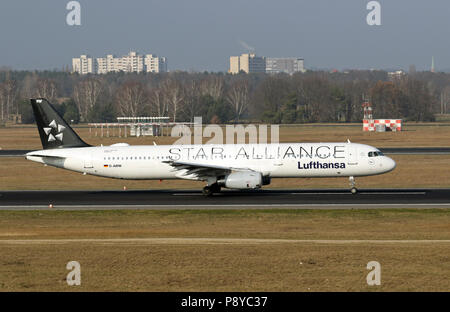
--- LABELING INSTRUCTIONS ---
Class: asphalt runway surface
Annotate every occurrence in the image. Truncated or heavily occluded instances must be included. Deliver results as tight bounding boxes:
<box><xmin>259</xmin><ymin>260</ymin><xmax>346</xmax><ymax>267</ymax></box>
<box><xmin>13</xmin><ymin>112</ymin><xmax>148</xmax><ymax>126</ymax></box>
<box><xmin>1</xmin><ymin>189</ymin><xmax>450</xmax><ymax>210</ymax></box>
<box><xmin>2</xmin><ymin>147</ymin><xmax>450</xmax><ymax>157</ymax></box>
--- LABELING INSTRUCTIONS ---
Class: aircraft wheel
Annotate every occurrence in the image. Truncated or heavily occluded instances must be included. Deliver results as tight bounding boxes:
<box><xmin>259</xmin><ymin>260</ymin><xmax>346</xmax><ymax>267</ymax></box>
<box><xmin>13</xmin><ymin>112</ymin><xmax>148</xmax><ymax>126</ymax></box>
<box><xmin>202</xmin><ymin>186</ymin><xmax>213</xmax><ymax>196</ymax></box>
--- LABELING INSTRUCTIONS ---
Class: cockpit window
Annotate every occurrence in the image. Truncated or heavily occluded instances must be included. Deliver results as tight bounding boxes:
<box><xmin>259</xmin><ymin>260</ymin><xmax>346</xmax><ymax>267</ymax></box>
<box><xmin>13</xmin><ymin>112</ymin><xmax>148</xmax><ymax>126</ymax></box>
<box><xmin>368</xmin><ymin>151</ymin><xmax>384</xmax><ymax>157</ymax></box>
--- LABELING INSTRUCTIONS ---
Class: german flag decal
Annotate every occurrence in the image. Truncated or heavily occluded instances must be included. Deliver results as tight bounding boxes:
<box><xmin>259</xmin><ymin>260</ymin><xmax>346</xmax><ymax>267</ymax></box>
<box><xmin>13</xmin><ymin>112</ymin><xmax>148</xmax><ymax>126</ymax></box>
<box><xmin>104</xmin><ymin>164</ymin><xmax>108</xmax><ymax>168</ymax></box>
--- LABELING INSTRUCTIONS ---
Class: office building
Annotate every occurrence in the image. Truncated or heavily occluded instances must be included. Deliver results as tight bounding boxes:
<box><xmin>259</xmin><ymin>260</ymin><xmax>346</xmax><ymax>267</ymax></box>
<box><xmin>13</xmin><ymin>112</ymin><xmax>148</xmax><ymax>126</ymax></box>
<box><xmin>229</xmin><ymin>53</ymin><xmax>266</xmax><ymax>74</ymax></box>
<box><xmin>266</xmin><ymin>57</ymin><xmax>305</xmax><ymax>74</ymax></box>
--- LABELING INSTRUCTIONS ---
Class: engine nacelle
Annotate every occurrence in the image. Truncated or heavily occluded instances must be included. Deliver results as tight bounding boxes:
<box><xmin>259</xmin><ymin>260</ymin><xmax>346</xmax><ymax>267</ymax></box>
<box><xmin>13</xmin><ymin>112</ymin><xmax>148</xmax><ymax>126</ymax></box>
<box><xmin>222</xmin><ymin>171</ymin><xmax>263</xmax><ymax>189</ymax></box>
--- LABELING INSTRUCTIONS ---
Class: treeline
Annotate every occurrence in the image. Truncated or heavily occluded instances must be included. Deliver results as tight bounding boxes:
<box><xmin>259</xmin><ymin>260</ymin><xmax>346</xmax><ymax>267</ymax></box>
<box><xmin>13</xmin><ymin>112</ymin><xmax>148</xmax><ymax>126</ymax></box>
<box><xmin>0</xmin><ymin>69</ymin><xmax>448</xmax><ymax>124</ymax></box>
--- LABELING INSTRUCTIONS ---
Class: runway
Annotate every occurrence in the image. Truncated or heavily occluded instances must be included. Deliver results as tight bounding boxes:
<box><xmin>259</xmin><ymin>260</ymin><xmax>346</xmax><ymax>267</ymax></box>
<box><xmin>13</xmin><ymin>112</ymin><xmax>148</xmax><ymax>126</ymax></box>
<box><xmin>1</xmin><ymin>188</ymin><xmax>450</xmax><ymax>210</ymax></box>
<box><xmin>2</xmin><ymin>147</ymin><xmax>450</xmax><ymax>157</ymax></box>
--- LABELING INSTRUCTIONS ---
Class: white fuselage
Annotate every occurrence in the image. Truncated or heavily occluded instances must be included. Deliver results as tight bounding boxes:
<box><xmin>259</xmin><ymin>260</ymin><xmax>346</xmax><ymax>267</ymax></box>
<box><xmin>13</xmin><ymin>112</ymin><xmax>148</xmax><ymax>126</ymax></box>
<box><xmin>26</xmin><ymin>142</ymin><xmax>396</xmax><ymax>184</ymax></box>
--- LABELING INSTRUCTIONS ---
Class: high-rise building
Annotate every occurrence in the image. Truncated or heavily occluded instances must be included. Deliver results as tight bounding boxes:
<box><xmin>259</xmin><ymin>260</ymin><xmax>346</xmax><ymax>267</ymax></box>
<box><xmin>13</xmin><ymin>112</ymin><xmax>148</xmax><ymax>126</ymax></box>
<box><xmin>73</xmin><ymin>51</ymin><xmax>167</xmax><ymax>74</ymax></box>
<box><xmin>229</xmin><ymin>54</ymin><xmax>305</xmax><ymax>74</ymax></box>
<box><xmin>72</xmin><ymin>55</ymin><xmax>95</xmax><ymax>74</ymax></box>
<box><xmin>229</xmin><ymin>53</ymin><xmax>266</xmax><ymax>74</ymax></box>
<box><xmin>266</xmin><ymin>57</ymin><xmax>305</xmax><ymax>74</ymax></box>
<box><xmin>144</xmin><ymin>54</ymin><xmax>167</xmax><ymax>73</ymax></box>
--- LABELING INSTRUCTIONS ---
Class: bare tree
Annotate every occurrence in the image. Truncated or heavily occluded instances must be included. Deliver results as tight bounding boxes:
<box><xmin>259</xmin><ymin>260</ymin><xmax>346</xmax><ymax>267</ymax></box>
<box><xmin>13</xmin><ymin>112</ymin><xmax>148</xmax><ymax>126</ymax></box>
<box><xmin>200</xmin><ymin>76</ymin><xmax>224</xmax><ymax>101</ymax></box>
<box><xmin>183</xmin><ymin>79</ymin><xmax>201</xmax><ymax>122</ymax></box>
<box><xmin>35</xmin><ymin>78</ymin><xmax>57</xmax><ymax>102</ymax></box>
<box><xmin>21</xmin><ymin>73</ymin><xmax>38</xmax><ymax>99</ymax></box>
<box><xmin>115</xmin><ymin>81</ymin><xmax>148</xmax><ymax>117</ymax></box>
<box><xmin>73</xmin><ymin>78</ymin><xmax>103</xmax><ymax>121</ymax></box>
<box><xmin>227</xmin><ymin>80</ymin><xmax>249</xmax><ymax>122</ymax></box>
<box><xmin>0</xmin><ymin>79</ymin><xmax>17</xmax><ymax>121</ymax></box>
<box><xmin>161</xmin><ymin>78</ymin><xmax>184</xmax><ymax>122</ymax></box>
<box><xmin>440</xmin><ymin>85</ymin><xmax>450</xmax><ymax>114</ymax></box>
<box><xmin>148</xmin><ymin>87</ymin><xmax>167</xmax><ymax>117</ymax></box>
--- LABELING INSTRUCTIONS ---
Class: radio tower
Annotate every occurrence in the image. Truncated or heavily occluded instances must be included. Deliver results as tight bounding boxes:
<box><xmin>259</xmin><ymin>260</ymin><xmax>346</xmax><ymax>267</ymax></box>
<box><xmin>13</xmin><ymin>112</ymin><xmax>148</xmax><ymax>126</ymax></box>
<box><xmin>431</xmin><ymin>56</ymin><xmax>435</xmax><ymax>73</ymax></box>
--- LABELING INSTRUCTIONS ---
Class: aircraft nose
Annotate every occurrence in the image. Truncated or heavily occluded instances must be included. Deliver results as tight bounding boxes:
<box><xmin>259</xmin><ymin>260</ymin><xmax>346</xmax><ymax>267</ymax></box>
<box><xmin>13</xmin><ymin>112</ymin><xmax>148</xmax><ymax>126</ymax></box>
<box><xmin>386</xmin><ymin>157</ymin><xmax>396</xmax><ymax>172</ymax></box>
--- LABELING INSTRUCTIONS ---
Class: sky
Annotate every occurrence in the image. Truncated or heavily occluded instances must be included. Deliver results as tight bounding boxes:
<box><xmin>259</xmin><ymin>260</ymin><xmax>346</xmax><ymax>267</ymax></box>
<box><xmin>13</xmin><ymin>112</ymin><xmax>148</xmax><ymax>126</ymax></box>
<box><xmin>0</xmin><ymin>0</ymin><xmax>449</xmax><ymax>72</ymax></box>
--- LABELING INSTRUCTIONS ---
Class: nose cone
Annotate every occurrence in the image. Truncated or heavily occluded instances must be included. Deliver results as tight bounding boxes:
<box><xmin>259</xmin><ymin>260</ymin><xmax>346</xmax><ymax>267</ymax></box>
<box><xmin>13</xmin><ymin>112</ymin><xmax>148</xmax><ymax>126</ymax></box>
<box><xmin>385</xmin><ymin>157</ymin><xmax>396</xmax><ymax>173</ymax></box>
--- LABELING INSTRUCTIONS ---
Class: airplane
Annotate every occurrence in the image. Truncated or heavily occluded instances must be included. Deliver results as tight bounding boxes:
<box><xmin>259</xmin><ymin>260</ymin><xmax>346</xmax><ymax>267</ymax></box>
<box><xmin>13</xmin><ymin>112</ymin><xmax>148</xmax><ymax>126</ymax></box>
<box><xmin>26</xmin><ymin>98</ymin><xmax>396</xmax><ymax>196</ymax></box>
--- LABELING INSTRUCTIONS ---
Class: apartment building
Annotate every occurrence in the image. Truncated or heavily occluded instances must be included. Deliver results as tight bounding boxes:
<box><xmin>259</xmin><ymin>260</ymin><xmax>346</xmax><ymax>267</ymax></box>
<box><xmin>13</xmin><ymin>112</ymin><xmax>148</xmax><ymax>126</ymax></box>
<box><xmin>72</xmin><ymin>55</ymin><xmax>94</xmax><ymax>75</ymax></box>
<box><xmin>72</xmin><ymin>51</ymin><xmax>167</xmax><ymax>74</ymax></box>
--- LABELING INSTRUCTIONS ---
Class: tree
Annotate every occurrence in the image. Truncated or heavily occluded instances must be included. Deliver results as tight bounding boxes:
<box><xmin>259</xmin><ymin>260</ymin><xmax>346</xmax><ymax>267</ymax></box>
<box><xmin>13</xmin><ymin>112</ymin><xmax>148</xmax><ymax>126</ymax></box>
<box><xmin>148</xmin><ymin>87</ymin><xmax>168</xmax><ymax>117</ymax></box>
<box><xmin>35</xmin><ymin>78</ymin><xmax>57</xmax><ymax>102</ymax></box>
<box><xmin>161</xmin><ymin>78</ymin><xmax>184</xmax><ymax>122</ymax></box>
<box><xmin>200</xmin><ymin>76</ymin><xmax>224</xmax><ymax>101</ymax></box>
<box><xmin>115</xmin><ymin>81</ymin><xmax>148</xmax><ymax>117</ymax></box>
<box><xmin>183</xmin><ymin>79</ymin><xmax>202</xmax><ymax>122</ymax></box>
<box><xmin>0</xmin><ymin>79</ymin><xmax>17</xmax><ymax>121</ymax></box>
<box><xmin>61</xmin><ymin>99</ymin><xmax>80</xmax><ymax>124</ymax></box>
<box><xmin>226</xmin><ymin>79</ymin><xmax>249</xmax><ymax>122</ymax></box>
<box><xmin>73</xmin><ymin>78</ymin><xmax>103</xmax><ymax>121</ymax></box>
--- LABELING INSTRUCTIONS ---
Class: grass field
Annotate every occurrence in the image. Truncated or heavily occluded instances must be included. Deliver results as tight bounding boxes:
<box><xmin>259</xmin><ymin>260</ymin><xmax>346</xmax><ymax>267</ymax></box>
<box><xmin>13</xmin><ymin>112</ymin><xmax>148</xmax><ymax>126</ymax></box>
<box><xmin>1</xmin><ymin>123</ymin><xmax>450</xmax><ymax>150</ymax></box>
<box><xmin>0</xmin><ymin>209</ymin><xmax>449</xmax><ymax>291</ymax></box>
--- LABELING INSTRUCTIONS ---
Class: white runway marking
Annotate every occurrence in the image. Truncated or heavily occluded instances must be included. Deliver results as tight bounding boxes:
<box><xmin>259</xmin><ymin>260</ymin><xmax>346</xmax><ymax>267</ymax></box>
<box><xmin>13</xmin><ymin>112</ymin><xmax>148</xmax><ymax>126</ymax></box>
<box><xmin>289</xmin><ymin>192</ymin><xmax>427</xmax><ymax>195</ymax></box>
<box><xmin>0</xmin><ymin>238</ymin><xmax>449</xmax><ymax>245</ymax></box>
<box><xmin>1</xmin><ymin>203</ymin><xmax>450</xmax><ymax>210</ymax></box>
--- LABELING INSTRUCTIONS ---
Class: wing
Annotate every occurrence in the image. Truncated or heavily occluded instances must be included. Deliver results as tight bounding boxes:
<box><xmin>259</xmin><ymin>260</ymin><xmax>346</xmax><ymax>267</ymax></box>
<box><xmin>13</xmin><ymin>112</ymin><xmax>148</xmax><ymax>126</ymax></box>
<box><xmin>163</xmin><ymin>160</ymin><xmax>254</xmax><ymax>181</ymax></box>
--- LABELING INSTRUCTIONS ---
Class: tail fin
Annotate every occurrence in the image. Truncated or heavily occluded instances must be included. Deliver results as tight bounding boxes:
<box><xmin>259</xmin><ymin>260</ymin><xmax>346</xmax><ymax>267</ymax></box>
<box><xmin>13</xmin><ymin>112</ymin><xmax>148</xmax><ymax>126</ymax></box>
<box><xmin>30</xmin><ymin>98</ymin><xmax>90</xmax><ymax>149</ymax></box>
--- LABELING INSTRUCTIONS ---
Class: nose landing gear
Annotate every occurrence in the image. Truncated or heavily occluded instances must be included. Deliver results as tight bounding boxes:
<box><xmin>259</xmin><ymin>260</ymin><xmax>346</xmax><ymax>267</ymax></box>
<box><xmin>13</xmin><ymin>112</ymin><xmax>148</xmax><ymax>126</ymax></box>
<box><xmin>349</xmin><ymin>176</ymin><xmax>358</xmax><ymax>194</ymax></box>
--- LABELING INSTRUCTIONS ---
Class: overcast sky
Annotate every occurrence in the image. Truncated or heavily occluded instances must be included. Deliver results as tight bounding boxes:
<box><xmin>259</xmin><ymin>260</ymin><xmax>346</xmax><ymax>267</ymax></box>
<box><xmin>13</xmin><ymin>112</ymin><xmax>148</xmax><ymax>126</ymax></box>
<box><xmin>0</xmin><ymin>0</ymin><xmax>449</xmax><ymax>72</ymax></box>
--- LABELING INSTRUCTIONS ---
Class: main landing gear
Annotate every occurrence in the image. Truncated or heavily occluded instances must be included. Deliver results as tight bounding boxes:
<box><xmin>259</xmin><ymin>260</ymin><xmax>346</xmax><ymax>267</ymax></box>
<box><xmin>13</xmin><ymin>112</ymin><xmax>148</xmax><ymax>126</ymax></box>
<box><xmin>349</xmin><ymin>176</ymin><xmax>358</xmax><ymax>194</ymax></box>
<box><xmin>202</xmin><ymin>183</ymin><xmax>221</xmax><ymax>196</ymax></box>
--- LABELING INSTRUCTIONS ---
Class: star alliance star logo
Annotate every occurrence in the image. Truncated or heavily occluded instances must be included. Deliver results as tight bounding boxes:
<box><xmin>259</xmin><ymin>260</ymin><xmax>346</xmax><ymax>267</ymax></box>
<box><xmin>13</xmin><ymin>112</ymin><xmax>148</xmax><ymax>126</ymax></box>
<box><xmin>43</xmin><ymin>120</ymin><xmax>65</xmax><ymax>142</ymax></box>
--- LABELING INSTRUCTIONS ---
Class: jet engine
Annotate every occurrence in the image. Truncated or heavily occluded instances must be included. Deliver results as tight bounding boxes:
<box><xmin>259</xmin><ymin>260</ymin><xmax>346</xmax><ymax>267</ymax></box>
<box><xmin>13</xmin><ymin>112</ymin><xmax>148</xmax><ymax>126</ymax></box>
<box><xmin>219</xmin><ymin>171</ymin><xmax>263</xmax><ymax>189</ymax></box>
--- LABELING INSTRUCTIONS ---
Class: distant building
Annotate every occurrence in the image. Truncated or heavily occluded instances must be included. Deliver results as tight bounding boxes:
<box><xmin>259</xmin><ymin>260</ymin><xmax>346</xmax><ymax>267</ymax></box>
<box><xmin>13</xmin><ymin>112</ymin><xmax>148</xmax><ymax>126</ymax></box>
<box><xmin>229</xmin><ymin>53</ymin><xmax>305</xmax><ymax>74</ymax></box>
<box><xmin>229</xmin><ymin>53</ymin><xmax>266</xmax><ymax>74</ymax></box>
<box><xmin>96</xmin><ymin>54</ymin><xmax>120</xmax><ymax>74</ymax></box>
<box><xmin>144</xmin><ymin>54</ymin><xmax>167</xmax><ymax>73</ymax></box>
<box><xmin>388</xmin><ymin>70</ymin><xmax>406</xmax><ymax>81</ymax></box>
<box><xmin>72</xmin><ymin>55</ymin><xmax>95</xmax><ymax>74</ymax></box>
<box><xmin>73</xmin><ymin>51</ymin><xmax>167</xmax><ymax>74</ymax></box>
<box><xmin>266</xmin><ymin>57</ymin><xmax>305</xmax><ymax>74</ymax></box>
